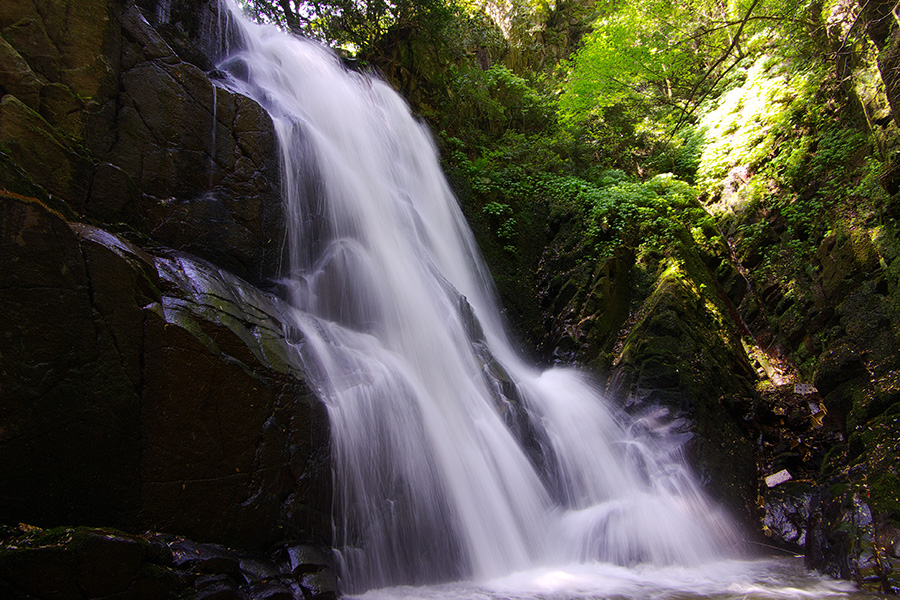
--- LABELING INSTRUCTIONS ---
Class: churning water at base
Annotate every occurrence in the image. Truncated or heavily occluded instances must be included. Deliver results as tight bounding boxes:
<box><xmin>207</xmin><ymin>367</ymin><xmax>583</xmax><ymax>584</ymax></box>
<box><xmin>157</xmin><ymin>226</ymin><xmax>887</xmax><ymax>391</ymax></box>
<box><xmin>346</xmin><ymin>558</ymin><xmax>864</xmax><ymax>600</ymax></box>
<box><xmin>216</xmin><ymin>4</ymin><xmax>865</xmax><ymax>598</ymax></box>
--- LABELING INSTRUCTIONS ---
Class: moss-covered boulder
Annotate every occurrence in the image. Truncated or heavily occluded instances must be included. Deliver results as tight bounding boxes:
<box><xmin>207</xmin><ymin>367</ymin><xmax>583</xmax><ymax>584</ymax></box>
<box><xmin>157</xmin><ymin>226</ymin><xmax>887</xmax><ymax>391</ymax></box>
<box><xmin>536</xmin><ymin>242</ymin><xmax>634</xmax><ymax>370</ymax></box>
<box><xmin>606</xmin><ymin>256</ymin><xmax>760</xmax><ymax>526</ymax></box>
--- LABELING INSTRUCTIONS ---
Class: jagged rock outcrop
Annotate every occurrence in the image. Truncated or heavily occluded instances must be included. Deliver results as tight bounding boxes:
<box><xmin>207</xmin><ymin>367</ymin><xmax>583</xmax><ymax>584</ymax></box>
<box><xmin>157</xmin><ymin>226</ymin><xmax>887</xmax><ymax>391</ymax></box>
<box><xmin>605</xmin><ymin>258</ymin><xmax>759</xmax><ymax>527</ymax></box>
<box><xmin>1</xmin><ymin>0</ymin><xmax>332</xmax><ymax>580</ymax></box>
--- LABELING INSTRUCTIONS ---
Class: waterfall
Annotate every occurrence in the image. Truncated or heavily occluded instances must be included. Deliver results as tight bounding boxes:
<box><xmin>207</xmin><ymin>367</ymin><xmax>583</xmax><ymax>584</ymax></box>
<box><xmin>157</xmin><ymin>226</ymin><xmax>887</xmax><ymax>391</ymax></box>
<box><xmin>216</xmin><ymin>3</ymin><xmax>738</xmax><ymax>594</ymax></box>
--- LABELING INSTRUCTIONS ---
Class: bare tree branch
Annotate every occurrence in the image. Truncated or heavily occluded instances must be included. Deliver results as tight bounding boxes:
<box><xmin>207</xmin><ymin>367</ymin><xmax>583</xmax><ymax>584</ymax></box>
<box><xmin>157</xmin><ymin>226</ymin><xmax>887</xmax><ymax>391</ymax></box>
<box><xmin>668</xmin><ymin>0</ymin><xmax>763</xmax><ymax>134</ymax></box>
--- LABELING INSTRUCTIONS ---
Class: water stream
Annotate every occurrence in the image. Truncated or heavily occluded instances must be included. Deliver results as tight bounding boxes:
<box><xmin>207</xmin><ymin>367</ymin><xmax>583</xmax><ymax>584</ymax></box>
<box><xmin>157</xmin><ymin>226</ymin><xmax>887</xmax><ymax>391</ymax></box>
<box><xmin>215</xmin><ymin>4</ymin><xmax>869</xmax><ymax>598</ymax></box>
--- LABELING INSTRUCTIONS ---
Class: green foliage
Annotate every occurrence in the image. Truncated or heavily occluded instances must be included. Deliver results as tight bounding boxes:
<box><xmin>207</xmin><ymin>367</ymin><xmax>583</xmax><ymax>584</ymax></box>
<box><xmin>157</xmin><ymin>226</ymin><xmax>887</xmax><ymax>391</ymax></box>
<box><xmin>693</xmin><ymin>35</ymin><xmax>887</xmax><ymax>278</ymax></box>
<box><xmin>459</xmin><ymin>134</ymin><xmax>709</xmax><ymax>262</ymax></box>
<box><xmin>560</xmin><ymin>0</ymin><xmax>696</xmax><ymax>117</ymax></box>
<box><xmin>481</xmin><ymin>201</ymin><xmax>518</xmax><ymax>250</ymax></box>
<box><xmin>578</xmin><ymin>173</ymin><xmax>706</xmax><ymax>259</ymax></box>
<box><xmin>239</xmin><ymin>0</ymin><xmax>455</xmax><ymax>52</ymax></box>
<box><xmin>441</xmin><ymin>65</ymin><xmax>555</xmax><ymax>142</ymax></box>
<box><xmin>461</xmin><ymin>0</ymin><xmax>599</xmax><ymax>72</ymax></box>
<box><xmin>695</xmin><ymin>56</ymin><xmax>802</xmax><ymax>189</ymax></box>
<box><xmin>558</xmin><ymin>0</ymin><xmax>827</xmax><ymax>154</ymax></box>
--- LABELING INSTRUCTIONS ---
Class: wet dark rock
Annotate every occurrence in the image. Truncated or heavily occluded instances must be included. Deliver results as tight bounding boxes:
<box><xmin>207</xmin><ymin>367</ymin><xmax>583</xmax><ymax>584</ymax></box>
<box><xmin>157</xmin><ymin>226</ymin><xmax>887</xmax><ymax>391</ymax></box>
<box><xmin>1</xmin><ymin>0</ymin><xmax>286</xmax><ymax>285</ymax></box>
<box><xmin>536</xmin><ymin>246</ymin><xmax>634</xmax><ymax>372</ymax></box>
<box><xmin>0</xmin><ymin>525</ymin><xmax>338</xmax><ymax>600</ymax></box>
<box><xmin>147</xmin><ymin>535</ymin><xmax>176</xmax><ymax>567</ymax></box>
<box><xmin>762</xmin><ymin>482</ymin><xmax>815</xmax><ymax>550</ymax></box>
<box><xmin>0</xmin><ymin>194</ymin><xmax>143</xmax><ymax>529</ymax></box>
<box><xmin>1</xmin><ymin>0</ymin><xmax>324</xmax><ymax>593</ymax></box>
<box><xmin>103</xmin><ymin>3</ymin><xmax>284</xmax><ymax>284</ymax></box>
<box><xmin>299</xmin><ymin>570</ymin><xmax>339</xmax><ymax>600</ymax></box>
<box><xmin>194</xmin><ymin>577</ymin><xmax>246</xmax><ymax>600</ymax></box>
<box><xmin>170</xmin><ymin>540</ymin><xmax>242</xmax><ymax>577</ymax></box>
<box><xmin>807</xmin><ymin>488</ymin><xmax>881</xmax><ymax>584</ymax></box>
<box><xmin>240</xmin><ymin>558</ymin><xmax>281</xmax><ymax>584</ymax></box>
<box><xmin>0</xmin><ymin>526</ymin><xmax>161</xmax><ymax>600</ymax></box>
<box><xmin>0</xmin><ymin>33</ymin><xmax>43</xmax><ymax>111</ymax></box>
<box><xmin>135</xmin><ymin>0</ymin><xmax>237</xmax><ymax>68</ymax></box>
<box><xmin>138</xmin><ymin>252</ymin><xmax>333</xmax><ymax>550</ymax></box>
<box><xmin>196</xmin><ymin>587</ymin><xmax>247</xmax><ymax>600</ymax></box>
<box><xmin>248</xmin><ymin>580</ymin><xmax>296</xmax><ymax>600</ymax></box>
<box><xmin>0</xmin><ymin>544</ymin><xmax>81</xmax><ymax>600</ymax></box>
<box><xmin>0</xmin><ymin>94</ymin><xmax>92</xmax><ymax>211</ymax></box>
<box><xmin>1</xmin><ymin>193</ymin><xmax>331</xmax><ymax>553</ymax></box>
<box><xmin>458</xmin><ymin>294</ymin><xmax>486</xmax><ymax>343</ymax></box>
<box><xmin>284</xmin><ymin>545</ymin><xmax>333</xmax><ymax>576</ymax></box>
<box><xmin>879</xmin><ymin>520</ymin><xmax>900</xmax><ymax>560</ymax></box>
<box><xmin>2</xmin><ymin>0</ymin><xmax>331</xmax><ymax>555</ymax></box>
<box><xmin>70</xmin><ymin>531</ymin><xmax>147</xmax><ymax>597</ymax></box>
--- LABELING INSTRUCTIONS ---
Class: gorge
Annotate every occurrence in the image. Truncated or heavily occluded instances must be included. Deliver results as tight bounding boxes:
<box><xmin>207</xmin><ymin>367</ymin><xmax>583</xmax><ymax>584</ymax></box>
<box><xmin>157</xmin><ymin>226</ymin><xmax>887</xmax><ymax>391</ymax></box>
<box><xmin>1</xmin><ymin>0</ymin><xmax>899</xmax><ymax>598</ymax></box>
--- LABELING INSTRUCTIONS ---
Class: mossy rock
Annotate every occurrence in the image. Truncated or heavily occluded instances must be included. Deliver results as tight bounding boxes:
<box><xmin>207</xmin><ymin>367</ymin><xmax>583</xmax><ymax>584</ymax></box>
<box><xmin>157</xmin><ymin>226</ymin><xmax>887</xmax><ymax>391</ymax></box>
<box><xmin>0</xmin><ymin>34</ymin><xmax>43</xmax><ymax>111</ymax></box>
<box><xmin>609</xmin><ymin>257</ymin><xmax>759</xmax><ymax>523</ymax></box>
<box><xmin>861</xmin><ymin>404</ymin><xmax>900</xmax><ymax>518</ymax></box>
<box><xmin>0</xmin><ymin>94</ymin><xmax>91</xmax><ymax>211</ymax></box>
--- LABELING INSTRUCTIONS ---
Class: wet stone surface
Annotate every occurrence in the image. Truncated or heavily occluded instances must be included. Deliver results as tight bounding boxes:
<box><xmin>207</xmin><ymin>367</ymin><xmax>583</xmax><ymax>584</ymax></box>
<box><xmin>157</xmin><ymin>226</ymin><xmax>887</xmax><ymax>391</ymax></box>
<box><xmin>0</xmin><ymin>525</ymin><xmax>338</xmax><ymax>600</ymax></box>
<box><xmin>1</xmin><ymin>192</ymin><xmax>331</xmax><ymax>558</ymax></box>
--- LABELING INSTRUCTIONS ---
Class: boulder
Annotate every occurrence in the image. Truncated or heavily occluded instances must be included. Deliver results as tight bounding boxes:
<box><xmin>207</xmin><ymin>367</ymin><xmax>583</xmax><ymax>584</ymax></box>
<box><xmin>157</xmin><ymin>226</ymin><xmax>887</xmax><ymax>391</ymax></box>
<box><xmin>0</xmin><ymin>192</ymin><xmax>331</xmax><ymax>552</ymax></box>
<box><xmin>1</xmin><ymin>0</ymin><xmax>331</xmax><ymax>566</ymax></box>
<box><xmin>93</xmin><ymin>3</ymin><xmax>285</xmax><ymax>284</ymax></box>
<box><xmin>763</xmin><ymin>482</ymin><xmax>814</xmax><ymax>549</ymax></box>
<box><xmin>0</xmin><ymin>94</ymin><xmax>92</xmax><ymax>212</ymax></box>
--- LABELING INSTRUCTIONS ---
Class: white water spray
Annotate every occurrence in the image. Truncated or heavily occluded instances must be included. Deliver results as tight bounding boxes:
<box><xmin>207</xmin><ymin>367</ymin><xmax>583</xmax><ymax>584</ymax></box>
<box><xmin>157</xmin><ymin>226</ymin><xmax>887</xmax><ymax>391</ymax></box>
<box><xmin>217</xmin><ymin>2</ymin><xmax>740</xmax><ymax>594</ymax></box>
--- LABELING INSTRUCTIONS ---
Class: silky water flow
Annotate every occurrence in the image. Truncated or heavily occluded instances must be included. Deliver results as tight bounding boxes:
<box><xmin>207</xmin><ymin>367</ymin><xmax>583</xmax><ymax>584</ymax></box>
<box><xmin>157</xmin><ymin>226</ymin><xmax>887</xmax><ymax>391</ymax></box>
<box><xmin>214</xmin><ymin>4</ymin><xmax>863</xmax><ymax>598</ymax></box>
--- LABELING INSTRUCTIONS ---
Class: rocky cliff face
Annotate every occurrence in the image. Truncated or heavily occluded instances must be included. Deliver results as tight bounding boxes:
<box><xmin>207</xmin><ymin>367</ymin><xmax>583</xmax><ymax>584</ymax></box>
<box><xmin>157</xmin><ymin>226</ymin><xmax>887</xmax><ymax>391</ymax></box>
<box><xmin>714</xmin><ymin>180</ymin><xmax>900</xmax><ymax>591</ymax></box>
<box><xmin>1</xmin><ymin>0</ymin><xmax>285</xmax><ymax>284</ymax></box>
<box><xmin>0</xmin><ymin>0</ymin><xmax>332</xmax><ymax>581</ymax></box>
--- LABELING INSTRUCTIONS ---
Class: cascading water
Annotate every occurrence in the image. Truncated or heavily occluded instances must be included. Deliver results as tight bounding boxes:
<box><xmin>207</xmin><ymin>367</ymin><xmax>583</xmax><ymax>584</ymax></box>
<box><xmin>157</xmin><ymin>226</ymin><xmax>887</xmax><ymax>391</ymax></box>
<box><xmin>213</xmin><ymin>4</ymin><xmax>861</xmax><ymax>599</ymax></box>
